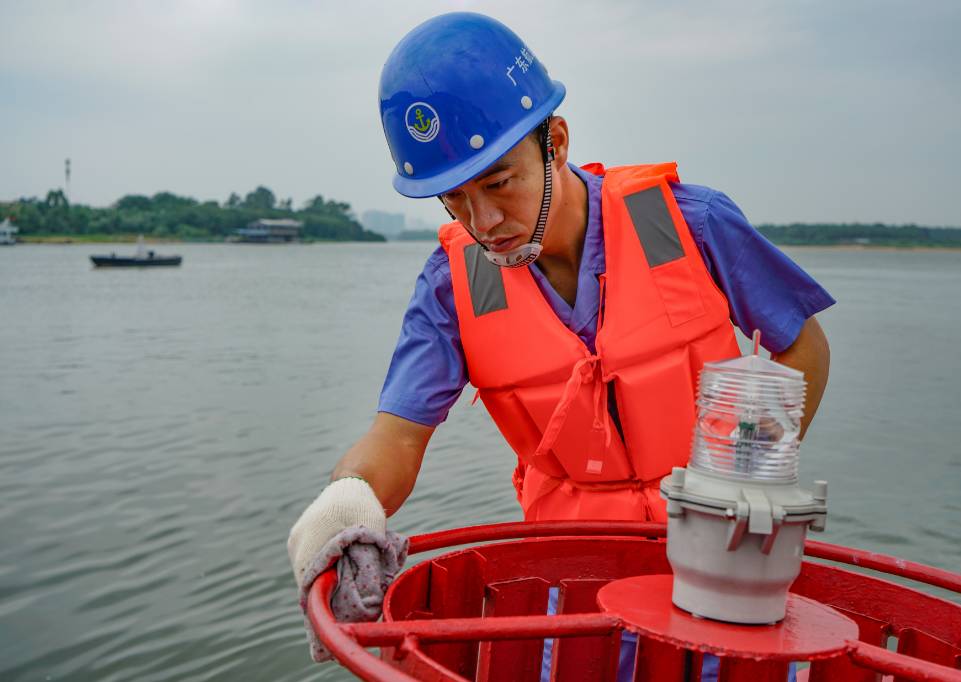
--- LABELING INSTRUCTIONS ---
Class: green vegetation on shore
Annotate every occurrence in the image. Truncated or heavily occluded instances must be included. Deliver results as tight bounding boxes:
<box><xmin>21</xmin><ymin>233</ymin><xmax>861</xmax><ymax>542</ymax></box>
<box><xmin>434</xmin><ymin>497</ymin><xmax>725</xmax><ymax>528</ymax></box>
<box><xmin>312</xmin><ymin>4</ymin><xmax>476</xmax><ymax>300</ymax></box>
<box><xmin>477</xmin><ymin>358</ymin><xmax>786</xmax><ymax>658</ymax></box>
<box><xmin>1</xmin><ymin>187</ymin><xmax>385</xmax><ymax>242</ymax></box>
<box><xmin>396</xmin><ymin>229</ymin><xmax>439</xmax><ymax>241</ymax></box>
<box><xmin>393</xmin><ymin>222</ymin><xmax>961</xmax><ymax>248</ymax></box>
<box><xmin>4</xmin><ymin>188</ymin><xmax>959</xmax><ymax>248</ymax></box>
<box><xmin>756</xmin><ymin>223</ymin><xmax>961</xmax><ymax>248</ymax></box>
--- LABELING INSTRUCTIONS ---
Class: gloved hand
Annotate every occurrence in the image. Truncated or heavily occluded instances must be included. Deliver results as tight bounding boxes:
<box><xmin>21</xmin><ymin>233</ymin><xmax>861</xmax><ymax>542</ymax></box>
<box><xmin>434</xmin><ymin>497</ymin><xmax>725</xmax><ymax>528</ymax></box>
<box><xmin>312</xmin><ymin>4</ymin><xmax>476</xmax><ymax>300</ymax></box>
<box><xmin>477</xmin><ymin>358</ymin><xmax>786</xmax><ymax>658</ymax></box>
<box><xmin>287</xmin><ymin>477</ymin><xmax>386</xmax><ymax>589</ymax></box>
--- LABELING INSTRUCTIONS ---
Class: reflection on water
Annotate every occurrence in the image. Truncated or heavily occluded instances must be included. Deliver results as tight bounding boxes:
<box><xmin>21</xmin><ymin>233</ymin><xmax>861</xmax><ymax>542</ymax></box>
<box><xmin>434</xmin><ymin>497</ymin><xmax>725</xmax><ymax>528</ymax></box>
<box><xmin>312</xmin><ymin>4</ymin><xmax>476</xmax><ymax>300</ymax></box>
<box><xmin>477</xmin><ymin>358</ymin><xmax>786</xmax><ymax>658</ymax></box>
<box><xmin>1</xmin><ymin>243</ymin><xmax>959</xmax><ymax>681</ymax></box>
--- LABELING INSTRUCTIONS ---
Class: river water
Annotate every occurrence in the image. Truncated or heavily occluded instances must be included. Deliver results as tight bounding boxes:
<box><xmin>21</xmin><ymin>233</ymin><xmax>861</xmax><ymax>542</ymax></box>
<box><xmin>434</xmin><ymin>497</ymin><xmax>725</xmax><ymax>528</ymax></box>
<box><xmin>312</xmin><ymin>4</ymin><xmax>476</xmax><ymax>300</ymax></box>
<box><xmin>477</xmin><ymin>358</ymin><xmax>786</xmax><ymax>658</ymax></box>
<box><xmin>1</xmin><ymin>242</ymin><xmax>959</xmax><ymax>681</ymax></box>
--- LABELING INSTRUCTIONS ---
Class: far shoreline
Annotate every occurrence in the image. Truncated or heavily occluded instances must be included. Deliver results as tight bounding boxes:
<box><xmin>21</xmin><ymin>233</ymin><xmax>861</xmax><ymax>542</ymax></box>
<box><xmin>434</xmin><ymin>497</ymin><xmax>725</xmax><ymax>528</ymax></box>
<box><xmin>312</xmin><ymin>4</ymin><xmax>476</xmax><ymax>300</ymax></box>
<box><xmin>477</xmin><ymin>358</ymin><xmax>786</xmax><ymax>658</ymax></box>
<box><xmin>14</xmin><ymin>235</ymin><xmax>383</xmax><ymax>245</ymax></box>
<box><xmin>779</xmin><ymin>244</ymin><xmax>961</xmax><ymax>252</ymax></box>
<box><xmin>13</xmin><ymin>235</ymin><xmax>961</xmax><ymax>252</ymax></box>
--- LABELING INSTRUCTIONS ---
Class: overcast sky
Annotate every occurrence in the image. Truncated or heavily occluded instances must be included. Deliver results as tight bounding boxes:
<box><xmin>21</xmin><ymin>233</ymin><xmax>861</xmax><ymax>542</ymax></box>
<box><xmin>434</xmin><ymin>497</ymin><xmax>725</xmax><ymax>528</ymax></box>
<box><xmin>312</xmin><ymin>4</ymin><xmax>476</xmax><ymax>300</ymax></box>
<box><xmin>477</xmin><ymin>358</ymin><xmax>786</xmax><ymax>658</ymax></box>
<box><xmin>3</xmin><ymin>0</ymin><xmax>959</xmax><ymax>227</ymax></box>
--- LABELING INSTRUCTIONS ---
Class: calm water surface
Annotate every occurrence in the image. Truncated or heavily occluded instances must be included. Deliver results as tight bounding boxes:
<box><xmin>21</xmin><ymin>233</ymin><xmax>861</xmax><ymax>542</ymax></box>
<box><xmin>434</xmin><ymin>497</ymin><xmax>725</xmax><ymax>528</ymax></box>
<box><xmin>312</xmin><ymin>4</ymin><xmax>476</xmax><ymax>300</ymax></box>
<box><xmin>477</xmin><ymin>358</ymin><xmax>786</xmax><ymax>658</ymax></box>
<box><xmin>1</xmin><ymin>243</ymin><xmax>959</xmax><ymax>681</ymax></box>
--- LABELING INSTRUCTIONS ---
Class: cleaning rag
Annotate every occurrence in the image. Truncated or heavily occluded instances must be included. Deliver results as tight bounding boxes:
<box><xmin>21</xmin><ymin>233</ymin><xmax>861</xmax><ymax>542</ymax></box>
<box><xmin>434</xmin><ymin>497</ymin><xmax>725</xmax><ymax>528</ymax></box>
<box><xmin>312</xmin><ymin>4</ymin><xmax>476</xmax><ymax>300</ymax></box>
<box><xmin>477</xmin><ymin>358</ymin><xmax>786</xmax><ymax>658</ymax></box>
<box><xmin>298</xmin><ymin>525</ymin><xmax>409</xmax><ymax>662</ymax></box>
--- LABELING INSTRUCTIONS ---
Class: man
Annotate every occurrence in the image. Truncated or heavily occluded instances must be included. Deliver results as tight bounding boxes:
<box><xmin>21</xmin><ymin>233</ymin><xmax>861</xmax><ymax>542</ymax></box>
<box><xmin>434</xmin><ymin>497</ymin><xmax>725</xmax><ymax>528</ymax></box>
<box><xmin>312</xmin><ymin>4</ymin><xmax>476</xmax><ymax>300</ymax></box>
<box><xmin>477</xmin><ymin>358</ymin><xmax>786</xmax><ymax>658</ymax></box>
<box><xmin>289</xmin><ymin>12</ymin><xmax>831</xmax><ymax>678</ymax></box>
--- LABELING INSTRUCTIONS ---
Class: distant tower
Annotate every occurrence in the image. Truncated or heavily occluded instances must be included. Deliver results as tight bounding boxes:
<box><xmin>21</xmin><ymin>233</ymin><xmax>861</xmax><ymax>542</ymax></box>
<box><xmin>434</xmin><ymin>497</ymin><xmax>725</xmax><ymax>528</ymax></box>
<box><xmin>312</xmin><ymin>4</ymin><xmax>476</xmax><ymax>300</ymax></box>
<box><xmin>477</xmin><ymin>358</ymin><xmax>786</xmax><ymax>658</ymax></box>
<box><xmin>65</xmin><ymin>158</ymin><xmax>71</xmax><ymax>202</ymax></box>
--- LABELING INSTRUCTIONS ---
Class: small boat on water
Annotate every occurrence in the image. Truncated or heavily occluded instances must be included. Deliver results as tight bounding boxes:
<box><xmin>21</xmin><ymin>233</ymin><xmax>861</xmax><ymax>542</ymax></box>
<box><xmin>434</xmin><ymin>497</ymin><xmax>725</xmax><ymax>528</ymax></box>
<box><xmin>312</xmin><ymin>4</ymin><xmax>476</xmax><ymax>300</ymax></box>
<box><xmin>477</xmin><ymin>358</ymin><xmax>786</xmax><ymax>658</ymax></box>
<box><xmin>0</xmin><ymin>218</ymin><xmax>18</xmax><ymax>245</ymax></box>
<box><xmin>90</xmin><ymin>236</ymin><xmax>182</xmax><ymax>268</ymax></box>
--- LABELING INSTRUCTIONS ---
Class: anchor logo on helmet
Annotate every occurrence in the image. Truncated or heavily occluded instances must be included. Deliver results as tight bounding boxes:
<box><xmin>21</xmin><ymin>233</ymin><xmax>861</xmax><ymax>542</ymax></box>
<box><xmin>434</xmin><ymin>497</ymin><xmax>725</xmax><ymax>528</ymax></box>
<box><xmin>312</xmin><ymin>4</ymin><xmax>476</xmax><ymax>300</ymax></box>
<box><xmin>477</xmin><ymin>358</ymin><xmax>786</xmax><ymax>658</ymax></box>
<box><xmin>405</xmin><ymin>102</ymin><xmax>440</xmax><ymax>143</ymax></box>
<box><xmin>412</xmin><ymin>110</ymin><xmax>431</xmax><ymax>132</ymax></box>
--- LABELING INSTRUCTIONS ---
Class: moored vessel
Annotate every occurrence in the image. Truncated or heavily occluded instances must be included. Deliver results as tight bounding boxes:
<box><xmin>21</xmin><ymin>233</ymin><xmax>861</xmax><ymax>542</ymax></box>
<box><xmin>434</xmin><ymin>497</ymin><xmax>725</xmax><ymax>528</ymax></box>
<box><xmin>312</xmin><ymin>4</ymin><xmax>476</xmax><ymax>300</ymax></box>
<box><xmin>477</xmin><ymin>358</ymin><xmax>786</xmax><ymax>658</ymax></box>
<box><xmin>90</xmin><ymin>235</ymin><xmax>182</xmax><ymax>267</ymax></box>
<box><xmin>0</xmin><ymin>218</ymin><xmax>18</xmax><ymax>245</ymax></box>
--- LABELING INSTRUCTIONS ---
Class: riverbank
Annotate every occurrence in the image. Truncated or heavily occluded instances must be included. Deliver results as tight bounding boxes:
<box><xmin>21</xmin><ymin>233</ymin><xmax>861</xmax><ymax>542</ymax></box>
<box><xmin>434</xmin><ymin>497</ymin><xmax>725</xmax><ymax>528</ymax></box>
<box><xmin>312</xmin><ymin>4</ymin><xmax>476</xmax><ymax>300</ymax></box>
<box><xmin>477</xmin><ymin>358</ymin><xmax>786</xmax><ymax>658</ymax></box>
<box><xmin>13</xmin><ymin>234</ymin><xmax>961</xmax><ymax>250</ymax></box>
<box><xmin>19</xmin><ymin>234</ymin><xmax>190</xmax><ymax>244</ymax></box>
<box><xmin>783</xmin><ymin>243</ymin><xmax>961</xmax><ymax>252</ymax></box>
<box><xmin>16</xmin><ymin>234</ymin><xmax>384</xmax><ymax>245</ymax></box>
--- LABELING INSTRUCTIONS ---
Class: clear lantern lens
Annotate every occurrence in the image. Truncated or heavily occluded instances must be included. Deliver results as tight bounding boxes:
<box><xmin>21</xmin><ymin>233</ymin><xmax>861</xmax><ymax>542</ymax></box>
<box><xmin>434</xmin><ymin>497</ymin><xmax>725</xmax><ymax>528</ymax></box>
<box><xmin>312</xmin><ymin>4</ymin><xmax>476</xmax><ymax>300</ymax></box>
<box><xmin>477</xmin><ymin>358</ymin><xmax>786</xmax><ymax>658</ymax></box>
<box><xmin>689</xmin><ymin>355</ymin><xmax>806</xmax><ymax>482</ymax></box>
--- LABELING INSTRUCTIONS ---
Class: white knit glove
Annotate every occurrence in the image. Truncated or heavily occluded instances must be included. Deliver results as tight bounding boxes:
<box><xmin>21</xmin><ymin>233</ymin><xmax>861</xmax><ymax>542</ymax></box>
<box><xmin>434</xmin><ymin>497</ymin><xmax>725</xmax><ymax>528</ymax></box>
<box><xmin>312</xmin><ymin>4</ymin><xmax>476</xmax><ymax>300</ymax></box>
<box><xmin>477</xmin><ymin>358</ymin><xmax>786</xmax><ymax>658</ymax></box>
<box><xmin>287</xmin><ymin>477</ymin><xmax>386</xmax><ymax>589</ymax></box>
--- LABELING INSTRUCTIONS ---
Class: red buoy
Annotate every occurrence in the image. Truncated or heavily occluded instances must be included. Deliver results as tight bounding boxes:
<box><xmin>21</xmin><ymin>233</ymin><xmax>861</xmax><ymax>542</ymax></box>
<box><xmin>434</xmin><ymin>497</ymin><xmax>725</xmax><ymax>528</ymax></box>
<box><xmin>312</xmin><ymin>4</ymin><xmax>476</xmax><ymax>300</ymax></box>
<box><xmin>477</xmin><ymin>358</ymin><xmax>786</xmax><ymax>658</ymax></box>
<box><xmin>307</xmin><ymin>521</ymin><xmax>961</xmax><ymax>681</ymax></box>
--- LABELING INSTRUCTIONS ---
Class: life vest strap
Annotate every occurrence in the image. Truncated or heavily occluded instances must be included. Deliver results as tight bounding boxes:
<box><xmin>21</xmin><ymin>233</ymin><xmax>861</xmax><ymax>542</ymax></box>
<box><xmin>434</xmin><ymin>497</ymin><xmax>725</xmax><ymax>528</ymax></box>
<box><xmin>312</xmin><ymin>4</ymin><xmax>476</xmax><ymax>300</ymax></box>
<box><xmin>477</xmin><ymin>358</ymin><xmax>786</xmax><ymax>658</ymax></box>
<box><xmin>524</xmin><ymin>471</ymin><xmax>664</xmax><ymax>521</ymax></box>
<box><xmin>532</xmin><ymin>355</ymin><xmax>612</xmax><ymax>468</ymax></box>
<box><xmin>556</xmin><ymin>476</ymin><xmax>662</xmax><ymax>494</ymax></box>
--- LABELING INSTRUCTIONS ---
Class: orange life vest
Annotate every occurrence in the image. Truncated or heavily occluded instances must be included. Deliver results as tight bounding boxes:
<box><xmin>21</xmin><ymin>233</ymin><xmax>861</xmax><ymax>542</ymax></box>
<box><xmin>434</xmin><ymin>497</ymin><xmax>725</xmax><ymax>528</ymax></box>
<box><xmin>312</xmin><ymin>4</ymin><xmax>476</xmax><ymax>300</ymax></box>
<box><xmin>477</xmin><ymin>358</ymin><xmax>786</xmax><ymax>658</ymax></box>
<box><xmin>438</xmin><ymin>163</ymin><xmax>741</xmax><ymax>522</ymax></box>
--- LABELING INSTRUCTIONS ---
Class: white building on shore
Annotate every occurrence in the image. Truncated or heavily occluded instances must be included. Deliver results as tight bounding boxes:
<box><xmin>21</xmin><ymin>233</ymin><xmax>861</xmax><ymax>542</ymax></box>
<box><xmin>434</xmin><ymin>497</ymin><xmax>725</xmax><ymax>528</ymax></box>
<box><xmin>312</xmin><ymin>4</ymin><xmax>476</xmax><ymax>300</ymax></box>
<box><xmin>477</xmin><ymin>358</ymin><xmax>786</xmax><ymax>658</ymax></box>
<box><xmin>234</xmin><ymin>218</ymin><xmax>303</xmax><ymax>243</ymax></box>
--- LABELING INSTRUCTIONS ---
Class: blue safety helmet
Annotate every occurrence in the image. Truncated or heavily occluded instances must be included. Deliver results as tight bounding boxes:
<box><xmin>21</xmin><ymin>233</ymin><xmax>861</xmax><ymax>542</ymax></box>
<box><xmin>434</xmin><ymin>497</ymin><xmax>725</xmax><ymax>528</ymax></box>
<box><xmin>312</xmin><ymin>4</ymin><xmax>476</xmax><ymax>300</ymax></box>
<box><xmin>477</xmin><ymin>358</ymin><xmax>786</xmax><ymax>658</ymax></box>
<box><xmin>379</xmin><ymin>12</ymin><xmax>566</xmax><ymax>198</ymax></box>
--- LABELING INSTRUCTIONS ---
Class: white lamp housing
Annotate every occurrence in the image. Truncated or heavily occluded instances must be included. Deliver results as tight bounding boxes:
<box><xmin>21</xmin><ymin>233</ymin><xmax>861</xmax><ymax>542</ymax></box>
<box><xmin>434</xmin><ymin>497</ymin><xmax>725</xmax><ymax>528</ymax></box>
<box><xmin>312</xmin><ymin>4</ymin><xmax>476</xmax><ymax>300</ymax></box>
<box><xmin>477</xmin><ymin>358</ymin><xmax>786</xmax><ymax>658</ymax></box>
<box><xmin>661</xmin><ymin>347</ymin><xmax>828</xmax><ymax>624</ymax></box>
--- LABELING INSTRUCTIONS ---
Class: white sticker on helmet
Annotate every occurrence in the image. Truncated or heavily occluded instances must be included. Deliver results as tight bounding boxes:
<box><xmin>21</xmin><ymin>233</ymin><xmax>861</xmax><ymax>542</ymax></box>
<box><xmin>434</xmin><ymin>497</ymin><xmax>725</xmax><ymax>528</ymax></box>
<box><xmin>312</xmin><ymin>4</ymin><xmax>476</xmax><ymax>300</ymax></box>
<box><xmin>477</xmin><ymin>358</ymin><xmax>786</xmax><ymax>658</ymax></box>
<box><xmin>405</xmin><ymin>102</ymin><xmax>440</xmax><ymax>143</ymax></box>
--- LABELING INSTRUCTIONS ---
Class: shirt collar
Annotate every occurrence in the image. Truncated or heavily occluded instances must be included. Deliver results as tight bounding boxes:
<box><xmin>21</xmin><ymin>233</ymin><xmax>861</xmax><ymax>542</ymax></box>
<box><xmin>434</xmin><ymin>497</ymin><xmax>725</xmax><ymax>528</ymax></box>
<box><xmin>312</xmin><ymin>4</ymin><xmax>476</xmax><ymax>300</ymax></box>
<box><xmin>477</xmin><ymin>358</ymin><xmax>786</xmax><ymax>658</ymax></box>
<box><xmin>568</xmin><ymin>163</ymin><xmax>606</xmax><ymax>275</ymax></box>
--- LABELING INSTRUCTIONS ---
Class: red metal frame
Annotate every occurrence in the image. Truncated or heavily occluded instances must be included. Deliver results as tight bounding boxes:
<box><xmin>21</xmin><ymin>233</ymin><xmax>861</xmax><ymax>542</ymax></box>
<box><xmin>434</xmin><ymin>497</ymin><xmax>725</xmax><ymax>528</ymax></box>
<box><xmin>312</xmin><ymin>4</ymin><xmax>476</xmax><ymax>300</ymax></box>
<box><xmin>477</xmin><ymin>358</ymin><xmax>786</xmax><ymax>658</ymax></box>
<box><xmin>306</xmin><ymin>521</ymin><xmax>961</xmax><ymax>681</ymax></box>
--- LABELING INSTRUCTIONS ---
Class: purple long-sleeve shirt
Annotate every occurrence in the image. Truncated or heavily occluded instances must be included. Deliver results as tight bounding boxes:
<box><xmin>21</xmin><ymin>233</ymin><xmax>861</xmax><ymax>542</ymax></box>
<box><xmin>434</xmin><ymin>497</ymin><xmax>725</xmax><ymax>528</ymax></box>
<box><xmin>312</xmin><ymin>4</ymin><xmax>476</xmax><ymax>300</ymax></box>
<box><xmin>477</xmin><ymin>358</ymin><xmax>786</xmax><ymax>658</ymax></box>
<box><xmin>379</xmin><ymin>164</ymin><xmax>835</xmax><ymax>427</ymax></box>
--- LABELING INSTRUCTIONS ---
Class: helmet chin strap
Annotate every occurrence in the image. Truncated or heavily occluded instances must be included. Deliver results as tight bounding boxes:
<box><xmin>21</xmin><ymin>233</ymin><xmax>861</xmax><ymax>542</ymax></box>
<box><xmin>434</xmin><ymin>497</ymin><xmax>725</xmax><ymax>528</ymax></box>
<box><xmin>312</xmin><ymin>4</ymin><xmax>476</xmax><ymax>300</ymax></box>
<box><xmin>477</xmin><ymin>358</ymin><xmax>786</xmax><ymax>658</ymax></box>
<box><xmin>441</xmin><ymin>119</ymin><xmax>556</xmax><ymax>269</ymax></box>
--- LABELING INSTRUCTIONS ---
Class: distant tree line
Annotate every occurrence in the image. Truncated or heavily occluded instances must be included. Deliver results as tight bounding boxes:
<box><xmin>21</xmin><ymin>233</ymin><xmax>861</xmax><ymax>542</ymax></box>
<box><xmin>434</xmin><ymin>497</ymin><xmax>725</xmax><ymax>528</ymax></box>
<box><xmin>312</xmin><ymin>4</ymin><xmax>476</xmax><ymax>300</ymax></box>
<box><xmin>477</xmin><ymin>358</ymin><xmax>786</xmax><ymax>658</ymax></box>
<box><xmin>0</xmin><ymin>186</ymin><xmax>385</xmax><ymax>242</ymax></box>
<box><xmin>3</xmin><ymin>189</ymin><xmax>959</xmax><ymax>248</ymax></box>
<box><xmin>756</xmin><ymin>223</ymin><xmax>961</xmax><ymax>248</ymax></box>
<box><xmin>391</xmin><ymin>222</ymin><xmax>961</xmax><ymax>247</ymax></box>
<box><xmin>396</xmin><ymin>229</ymin><xmax>438</xmax><ymax>241</ymax></box>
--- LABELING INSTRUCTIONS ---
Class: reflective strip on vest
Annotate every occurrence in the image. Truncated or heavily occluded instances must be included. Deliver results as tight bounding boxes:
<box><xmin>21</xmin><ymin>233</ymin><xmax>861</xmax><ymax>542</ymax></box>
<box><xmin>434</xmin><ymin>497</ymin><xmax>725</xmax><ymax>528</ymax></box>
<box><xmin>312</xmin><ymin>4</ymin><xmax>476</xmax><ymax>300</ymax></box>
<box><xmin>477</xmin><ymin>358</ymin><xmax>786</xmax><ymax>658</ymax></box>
<box><xmin>464</xmin><ymin>243</ymin><xmax>507</xmax><ymax>316</ymax></box>
<box><xmin>623</xmin><ymin>187</ymin><xmax>683</xmax><ymax>267</ymax></box>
